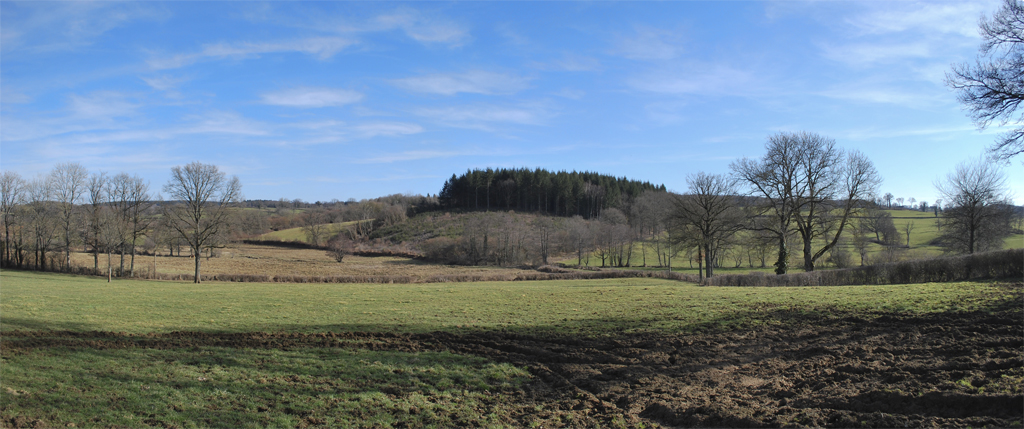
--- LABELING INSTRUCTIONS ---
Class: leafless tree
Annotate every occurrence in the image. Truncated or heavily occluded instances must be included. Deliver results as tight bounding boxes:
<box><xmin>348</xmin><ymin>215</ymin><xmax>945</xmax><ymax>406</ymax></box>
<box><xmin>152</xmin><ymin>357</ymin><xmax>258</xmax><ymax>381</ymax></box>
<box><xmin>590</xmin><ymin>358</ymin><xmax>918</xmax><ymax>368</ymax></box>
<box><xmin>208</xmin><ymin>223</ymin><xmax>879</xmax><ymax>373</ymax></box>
<box><xmin>895</xmin><ymin>197</ymin><xmax>905</xmax><ymax>208</ymax></box>
<box><xmin>25</xmin><ymin>177</ymin><xmax>59</xmax><ymax>270</ymax></box>
<box><xmin>50</xmin><ymin>162</ymin><xmax>88</xmax><ymax>270</ymax></box>
<box><xmin>734</xmin><ymin>132</ymin><xmax>881</xmax><ymax>272</ymax></box>
<box><xmin>946</xmin><ymin>0</ymin><xmax>1024</xmax><ymax>162</ymax></box>
<box><xmin>667</xmin><ymin>173</ymin><xmax>744</xmax><ymax>280</ymax></box>
<box><xmin>1</xmin><ymin>171</ymin><xmax>26</xmax><ymax>267</ymax></box>
<box><xmin>566</xmin><ymin>215</ymin><xmax>594</xmax><ymax>266</ymax></box>
<box><xmin>302</xmin><ymin>207</ymin><xmax>330</xmax><ymax>247</ymax></box>
<box><xmin>904</xmin><ymin>221</ymin><xmax>916</xmax><ymax>247</ymax></box>
<box><xmin>326</xmin><ymin>233</ymin><xmax>352</xmax><ymax>262</ymax></box>
<box><xmin>84</xmin><ymin>172</ymin><xmax>108</xmax><ymax>273</ymax></box>
<box><xmin>532</xmin><ymin>216</ymin><xmax>556</xmax><ymax>265</ymax></box>
<box><xmin>162</xmin><ymin>162</ymin><xmax>241</xmax><ymax>283</ymax></box>
<box><xmin>934</xmin><ymin>158</ymin><xmax>1014</xmax><ymax>253</ymax></box>
<box><xmin>883</xmin><ymin>192</ymin><xmax>894</xmax><ymax>208</ymax></box>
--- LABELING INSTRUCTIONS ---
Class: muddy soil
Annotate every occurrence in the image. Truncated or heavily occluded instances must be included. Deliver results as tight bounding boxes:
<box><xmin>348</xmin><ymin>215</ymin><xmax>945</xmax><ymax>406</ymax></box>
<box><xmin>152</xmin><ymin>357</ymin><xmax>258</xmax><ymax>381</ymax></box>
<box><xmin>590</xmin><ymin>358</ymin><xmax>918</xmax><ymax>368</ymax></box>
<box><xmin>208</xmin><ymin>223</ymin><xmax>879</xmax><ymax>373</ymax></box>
<box><xmin>4</xmin><ymin>289</ymin><xmax>1022</xmax><ymax>428</ymax></box>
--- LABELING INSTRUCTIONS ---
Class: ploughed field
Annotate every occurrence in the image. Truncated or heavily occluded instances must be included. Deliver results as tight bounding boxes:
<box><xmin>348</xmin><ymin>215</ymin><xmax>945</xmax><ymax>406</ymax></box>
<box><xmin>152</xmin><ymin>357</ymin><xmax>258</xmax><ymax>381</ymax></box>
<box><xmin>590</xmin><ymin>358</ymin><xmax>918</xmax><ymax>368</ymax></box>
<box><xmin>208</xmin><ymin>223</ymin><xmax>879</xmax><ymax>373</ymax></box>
<box><xmin>1</xmin><ymin>270</ymin><xmax>1021</xmax><ymax>428</ymax></box>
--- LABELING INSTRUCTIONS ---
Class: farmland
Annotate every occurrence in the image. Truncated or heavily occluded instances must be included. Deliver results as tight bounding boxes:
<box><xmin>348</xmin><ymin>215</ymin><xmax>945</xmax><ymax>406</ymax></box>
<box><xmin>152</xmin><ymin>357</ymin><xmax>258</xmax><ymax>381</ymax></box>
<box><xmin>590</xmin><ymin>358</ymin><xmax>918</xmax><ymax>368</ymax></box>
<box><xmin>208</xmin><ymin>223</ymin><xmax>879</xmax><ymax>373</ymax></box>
<box><xmin>2</xmin><ymin>270</ymin><xmax>1021</xmax><ymax>428</ymax></box>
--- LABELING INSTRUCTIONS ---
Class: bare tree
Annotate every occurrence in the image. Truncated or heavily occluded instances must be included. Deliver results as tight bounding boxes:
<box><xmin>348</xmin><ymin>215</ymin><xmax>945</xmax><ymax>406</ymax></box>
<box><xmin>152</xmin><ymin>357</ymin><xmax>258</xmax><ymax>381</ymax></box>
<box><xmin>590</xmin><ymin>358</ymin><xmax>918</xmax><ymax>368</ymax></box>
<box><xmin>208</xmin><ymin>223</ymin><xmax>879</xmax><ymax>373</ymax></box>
<box><xmin>904</xmin><ymin>221</ymin><xmax>916</xmax><ymax>247</ymax></box>
<box><xmin>84</xmin><ymin>173</ymin><xmax>108</xmax><ymax>273</ymax></box>
<box><xmin>734</xmin><ymin>132</ymin><xmax>880</xmax><ymax>272</ymax></box>
<box><xmin>122</xmin><ymin>174</ymin><xmax>154</xmax><ymax>276</ymax></box>
<box><xmin>934</xmin><ymin>158</ymin><xmax>1014</xmax><ymax>253</ymax></box>
<box><xmin>883</xmin><ymin>192</ymin><xmax>894</xmax><ymax>208</ymax></box>
<box><xmin>668</xmin><ymin>173</ymin><xmax>744</xmax><ymax>280</ymax></box>
<box><xmin>162</xmin><ymin>162</ymin><xmax>241</xmax><ymax>283</ymax></box>
<box><xmin>895</xmin><ymin>197</ymin><xmax>905</xmax><ymax>208</ymax></box>
<box><xmin>25</xmin><ymin>177</ymin><xmax>59</xmax><ymax>270</ymax></box>
<box><xmin>947</xmin><ymin>0</ymin><xmax>1024</xmax><ymax>162</ymax></box>
<box><xmin>302</xmin><ymin>207</ymin><xmax>329</xmax><ymax>247</ymax></box>
<box><xmin>50</xmin><ymin>162</ymin><xmax>88</xmax><ymax>270</ymax></box>
<box><xmin>566</xmin><ymin>215</ymin><xmax>594</xmax><ymax>266</ymax></box>
<box><xmin>1</xmin><ymin>171</ymin><xmax>26</xmax><ymax>267</ymax></box>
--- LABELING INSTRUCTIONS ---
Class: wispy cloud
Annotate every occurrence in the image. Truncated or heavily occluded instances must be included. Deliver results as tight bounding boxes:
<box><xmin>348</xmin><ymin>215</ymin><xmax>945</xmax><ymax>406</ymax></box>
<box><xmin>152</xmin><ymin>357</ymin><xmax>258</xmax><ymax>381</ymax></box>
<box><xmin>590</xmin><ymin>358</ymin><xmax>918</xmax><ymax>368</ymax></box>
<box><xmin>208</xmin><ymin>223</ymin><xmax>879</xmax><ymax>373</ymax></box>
<box><xmin>1</xmin><ymin>2</ymin><xmax>166</xmax><ymax>53</ymax></box>
<box><xmin>627</xmin><ymin>64</ymin><xmax>754</xmax><ymax>96</ymax></box>
<box><xmin>816</xmin><ymin>84</ymin><xmax>948</xmax><ymax>108</ymax></box>
<box><xmin>68</xmin><ymin>91</ymin><xmax>140</xmax><ymax>119</ymax></box>
<box><xmin>819</xmin><ymin>41</ymin><xmax>932</xmax><ymax>66</ymax></box>
<box><xmin>140</xmin><ymin>75</ymin><xmax>187</xmax><ymax>91</ymax></box>
<box><xmin>182</xmin><ymin>111</ymin><xmax>270</xmax><ymax>136</ymax></box>
<box><xmin>260</xmin><ymin>87</ymin><xmax>363</xmax><ymax>108</ymax></box>
<box><xmin>357</xmin><ymin>149</ymin><xmax>475</xmax><ymax>164</ymax></box>
<box><xmin>844</xmin><ymin>2</ymin><xmax>994</xmax><ymax>38</ymax></box>
<box><xmin>147</xmin><ymin>37</ymin><xmax>354</xmax><ymax>70</ymax></box>
<box><xmin>611</xmin><ymin>26</ymin><xmax>684</xmax><ymax>61</ymax></box>
<box><xmin>372</xmin><ymin>9</ymin><xmax>468</xmax><ymax>46</ymax></box>
<box><xmin>353</xmin><ymin>122</ymin><xmax>424</xmax><ymax>138</ymax></box>
<box><xmin>413</xmin><ymin>103</ymin><xmax>548</xmax><ymax>130</ymax></box>
<box><xmin>531</xmin><ymin>54</ymin><xmax>601</xmax><ymax>72</ymax></box>
<box><xmin>392</xmin><ymin>71</ymin><xmax>531</xmax><ymax>96</ymax></box>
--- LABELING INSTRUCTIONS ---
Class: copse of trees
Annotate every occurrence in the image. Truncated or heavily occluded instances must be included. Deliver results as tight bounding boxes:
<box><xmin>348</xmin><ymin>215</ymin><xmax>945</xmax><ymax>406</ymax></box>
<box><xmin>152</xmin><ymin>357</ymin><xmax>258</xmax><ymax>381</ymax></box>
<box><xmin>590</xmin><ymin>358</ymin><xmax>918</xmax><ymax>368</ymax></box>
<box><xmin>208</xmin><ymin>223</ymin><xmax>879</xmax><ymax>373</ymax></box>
<box><xmin>934</xmin><ymin>157</ymin><xmax>1015</xmax><ymax>254</ymax></box>
<box><xmin>438</xmin><ymin>167</ymin><xmax>666</xmax><ymax>218</ymax></box>
<box><xmin>731</xmin><ymin>131</ymin><xmax>881</xmax><ymax>273</ymax></box>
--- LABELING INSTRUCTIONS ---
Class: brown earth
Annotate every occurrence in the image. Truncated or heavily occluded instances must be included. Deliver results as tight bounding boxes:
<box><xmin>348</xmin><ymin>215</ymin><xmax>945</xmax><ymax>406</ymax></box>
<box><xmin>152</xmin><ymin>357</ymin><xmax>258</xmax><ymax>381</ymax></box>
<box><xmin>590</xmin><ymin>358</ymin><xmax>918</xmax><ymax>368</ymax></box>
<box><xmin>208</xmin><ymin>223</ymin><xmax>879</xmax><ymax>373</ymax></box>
<box><xmin>3</xmin><ymin>292</ymin><xmax>1022</xmax><ymax>428</ymax></box>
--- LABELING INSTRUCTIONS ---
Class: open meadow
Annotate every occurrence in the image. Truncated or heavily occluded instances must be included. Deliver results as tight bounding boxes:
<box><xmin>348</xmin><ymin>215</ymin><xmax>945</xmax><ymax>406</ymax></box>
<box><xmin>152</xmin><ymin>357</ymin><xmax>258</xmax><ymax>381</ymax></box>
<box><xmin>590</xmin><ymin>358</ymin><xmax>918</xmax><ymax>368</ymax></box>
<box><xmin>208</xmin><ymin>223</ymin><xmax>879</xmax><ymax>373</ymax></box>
<box><xmin>1</xmin><ymin>269</ymin><xmax>1021</xmax><ymax>428</ymax></box>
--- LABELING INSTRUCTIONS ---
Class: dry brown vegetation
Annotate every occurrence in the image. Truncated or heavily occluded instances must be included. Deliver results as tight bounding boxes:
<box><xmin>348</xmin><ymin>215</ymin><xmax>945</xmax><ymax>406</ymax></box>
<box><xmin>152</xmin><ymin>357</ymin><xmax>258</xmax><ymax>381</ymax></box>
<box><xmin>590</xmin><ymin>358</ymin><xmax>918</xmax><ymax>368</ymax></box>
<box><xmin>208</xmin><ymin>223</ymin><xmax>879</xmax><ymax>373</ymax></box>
<box><xmin>70</xmin><ymin>243</ymin><xmax>533</xmax><ymax>282</ymax></box>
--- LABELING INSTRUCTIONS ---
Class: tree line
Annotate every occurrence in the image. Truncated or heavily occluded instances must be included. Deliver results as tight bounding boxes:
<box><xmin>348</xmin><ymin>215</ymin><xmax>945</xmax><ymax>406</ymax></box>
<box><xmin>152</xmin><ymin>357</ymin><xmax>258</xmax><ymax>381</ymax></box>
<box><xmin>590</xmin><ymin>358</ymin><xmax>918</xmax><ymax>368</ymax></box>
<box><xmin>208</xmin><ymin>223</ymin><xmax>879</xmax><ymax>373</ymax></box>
<box><xmin>438</xmin><ymin>167</ymin><xmax>666</xmax><ymax>218</ymax></box>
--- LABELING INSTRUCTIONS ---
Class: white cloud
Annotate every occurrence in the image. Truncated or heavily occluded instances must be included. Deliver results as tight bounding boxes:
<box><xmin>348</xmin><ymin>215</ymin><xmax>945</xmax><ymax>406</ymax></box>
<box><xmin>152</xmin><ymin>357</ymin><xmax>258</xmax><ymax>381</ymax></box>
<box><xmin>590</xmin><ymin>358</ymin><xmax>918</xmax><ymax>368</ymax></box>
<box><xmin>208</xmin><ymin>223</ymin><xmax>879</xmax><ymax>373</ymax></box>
<box><xmin>358</xmin><ymin>150</ymin><xmax>473</xmax><ymax>164</ymax></box>
<box><xmin>1</xmin><ymin>2</ymin><xmax>166</xmax><ymax>53</ymax></box>
<box><xmin>844</xmin><ymin>2</ymin><xmax>995</xmax><ymax>38</ymax></box>
<box><xmin>261</xmin><ymin>87</ymin><xmax>363</xmax><ymax>108</ymax></box>
<box><xmin>414</xmin><ymin>104</ymin><xmax>545</xmax><ymax>130</ymax></box>
<box><xmin>392</xmin><ymin>71</ymin><xmax>531</xmax><ymax>96</ymax></box>
<box><xmin>183</xmin><ymin>111</ymin><xmax>270</xmax><ymax>136</ymax></box>
<box><xmin>372</xmin><ymin>9</ymin><xmax>468</xmax><ymax>45</ymax></box>
<box><xmin>147</xmin><ymin>37</ymin><xmax>355</xmax><ymax>70</ymax></box>
<box><xmin>816</xmin><ymin>85</ymin><xmax>948</xmax><ymax>108</ymax></box>
<box><xmin>820</xmin><ymin>42</ymin><xmax>932</xmax><ymax>66</ymax></box>
<box><xmin>68</xmin><ymin>91</ymin><xmax>139</xmax><ymax>119</ymax></box>
<box><xmin>140</xmin><ymin>75</ymin><xmax>187</xmax><ymax>91</ymax></box>
<box><xmin>532</xmin><ymin>54</ymin><xmax>601</xmax><ymax>72</ymax></box>
<box><xmin>353</xmin><ymin>122</ymin><xmax>424</xmax><ymax>138</ymax></box>
<box><xmin>627</xmin><ymin>64</ymin><xmax>754</xmax><ymax>96</ymax></box>
<box><xmin>612</xmin><ymin>27</ymin><xmax>684</xmax><ymax>61</ymax></box>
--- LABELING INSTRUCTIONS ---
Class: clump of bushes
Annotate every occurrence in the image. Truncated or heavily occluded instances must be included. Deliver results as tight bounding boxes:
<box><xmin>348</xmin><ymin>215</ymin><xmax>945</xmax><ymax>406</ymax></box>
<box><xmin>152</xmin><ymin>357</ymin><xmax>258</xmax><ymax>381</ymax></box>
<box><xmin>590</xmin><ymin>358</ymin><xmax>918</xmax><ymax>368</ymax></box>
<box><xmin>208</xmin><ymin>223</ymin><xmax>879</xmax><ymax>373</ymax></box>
<box><xmin>704</xmin><ymin>248</ymin><xmax>1022</xmax><ymax>287</ymax></box>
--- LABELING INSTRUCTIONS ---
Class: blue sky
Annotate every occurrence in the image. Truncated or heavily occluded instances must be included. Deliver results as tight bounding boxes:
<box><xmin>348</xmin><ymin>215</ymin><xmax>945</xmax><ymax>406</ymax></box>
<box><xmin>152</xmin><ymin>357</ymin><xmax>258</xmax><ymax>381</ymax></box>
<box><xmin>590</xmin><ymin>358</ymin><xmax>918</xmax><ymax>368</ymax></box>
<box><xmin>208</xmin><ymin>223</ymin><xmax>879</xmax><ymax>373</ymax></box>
<box><xmin>2</xmin><ymin>1</ymin><xmax>1021</xmax><ymax>205</ymax></box>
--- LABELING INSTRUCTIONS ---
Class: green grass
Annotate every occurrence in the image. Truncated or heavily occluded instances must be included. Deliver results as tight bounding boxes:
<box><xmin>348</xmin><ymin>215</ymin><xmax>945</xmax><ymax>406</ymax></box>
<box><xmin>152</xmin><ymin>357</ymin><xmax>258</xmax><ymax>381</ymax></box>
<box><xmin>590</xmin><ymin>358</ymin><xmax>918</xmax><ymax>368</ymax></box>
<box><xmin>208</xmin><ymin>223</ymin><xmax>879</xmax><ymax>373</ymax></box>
<box><xmin>0</xmin><ymin>270</ymin><xmax>1011</xmax><ymax>336</ymax></box>
<box><xmin>2</xmin><ymin>270</ymin><xmax>1017</xmax><ymax>428</ymax></box>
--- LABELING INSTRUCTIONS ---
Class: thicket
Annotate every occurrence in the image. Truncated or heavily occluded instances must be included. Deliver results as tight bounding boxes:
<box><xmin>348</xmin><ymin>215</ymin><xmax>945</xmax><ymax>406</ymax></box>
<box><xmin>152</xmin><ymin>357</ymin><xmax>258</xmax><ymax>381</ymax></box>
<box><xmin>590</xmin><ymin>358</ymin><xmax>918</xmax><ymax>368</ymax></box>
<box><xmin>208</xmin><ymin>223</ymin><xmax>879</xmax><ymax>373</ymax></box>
<box><xmin>704</xmin><ymin>248</ymin><xmax>1022</xmax><ymax>286</ymax></box>
<box><xmin>438</xmin><ymin>168</ymin><xmax>665</xmax><ymax>218</ymax></box>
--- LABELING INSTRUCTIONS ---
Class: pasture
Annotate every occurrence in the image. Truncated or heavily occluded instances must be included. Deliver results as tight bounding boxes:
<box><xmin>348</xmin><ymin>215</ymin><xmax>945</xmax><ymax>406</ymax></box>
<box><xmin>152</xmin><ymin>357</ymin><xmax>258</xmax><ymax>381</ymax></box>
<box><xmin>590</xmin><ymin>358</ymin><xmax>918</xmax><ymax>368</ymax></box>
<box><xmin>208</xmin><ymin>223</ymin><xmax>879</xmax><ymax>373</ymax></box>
<box><xmin>1</xmin><ymin>270</ymin><xmax>1021</xmax><ymax>428</ymax></box>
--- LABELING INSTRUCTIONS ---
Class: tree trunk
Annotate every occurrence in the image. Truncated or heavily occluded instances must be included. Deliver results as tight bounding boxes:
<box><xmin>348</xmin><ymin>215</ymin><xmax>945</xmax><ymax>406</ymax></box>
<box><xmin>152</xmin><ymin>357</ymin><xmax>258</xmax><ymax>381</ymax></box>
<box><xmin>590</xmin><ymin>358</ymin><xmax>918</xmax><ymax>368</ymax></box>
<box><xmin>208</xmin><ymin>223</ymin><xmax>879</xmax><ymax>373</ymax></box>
<box><xmin>194</xmin><ymin>246</ymin><xmax>202</xmax><ymax>283</ymax></box>
<box><xmin>774</xmin><ymin>237</ymin><xmax>788</xmax><ymax>275</ymax></box>
<box><xmin>704</xmin><ymin>244</ymin><xmax>714</xmax><ymax>278</ymax></box>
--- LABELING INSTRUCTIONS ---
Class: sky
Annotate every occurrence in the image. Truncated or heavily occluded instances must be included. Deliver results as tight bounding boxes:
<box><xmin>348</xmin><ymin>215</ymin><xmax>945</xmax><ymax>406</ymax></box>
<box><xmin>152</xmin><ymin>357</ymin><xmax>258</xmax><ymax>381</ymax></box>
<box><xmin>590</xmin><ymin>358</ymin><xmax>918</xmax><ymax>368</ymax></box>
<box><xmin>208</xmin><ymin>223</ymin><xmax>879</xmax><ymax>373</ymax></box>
<box><xmin>1</xmin><ymin>1</ymin><xmax>1022</xmax><ymax>205</ymax></box>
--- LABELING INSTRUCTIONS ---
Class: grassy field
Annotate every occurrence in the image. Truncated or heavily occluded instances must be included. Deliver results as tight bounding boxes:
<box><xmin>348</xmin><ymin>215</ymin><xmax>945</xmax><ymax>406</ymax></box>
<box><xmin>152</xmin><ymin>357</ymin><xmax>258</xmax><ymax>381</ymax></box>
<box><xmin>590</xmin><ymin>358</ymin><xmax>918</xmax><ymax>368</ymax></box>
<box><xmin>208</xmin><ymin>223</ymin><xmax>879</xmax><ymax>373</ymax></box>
<box><xmin>2</xmin><ymin>271</ymin><xmax>1020</xmax><ymax>428</ymax></box>
<box><xmin>1</xmin><ymin>270</ymin><xmax>1009</xmax><ymax>336</ymax></box>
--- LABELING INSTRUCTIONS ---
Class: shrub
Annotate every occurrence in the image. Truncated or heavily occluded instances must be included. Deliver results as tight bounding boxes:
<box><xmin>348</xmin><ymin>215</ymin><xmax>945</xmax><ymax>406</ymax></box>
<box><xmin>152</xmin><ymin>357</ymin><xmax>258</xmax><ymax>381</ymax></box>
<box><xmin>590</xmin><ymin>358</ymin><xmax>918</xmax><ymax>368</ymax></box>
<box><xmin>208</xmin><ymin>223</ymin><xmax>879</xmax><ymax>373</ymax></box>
<box><xmin>704</xmin><ymin>248</ymin><xmax>1022</xmax><ymax>287</ymax></box>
